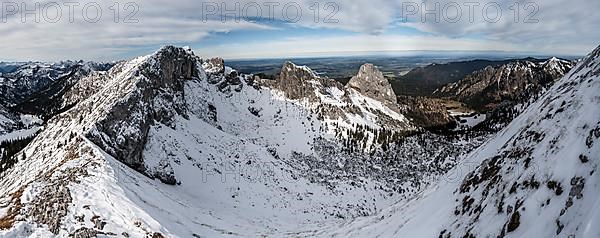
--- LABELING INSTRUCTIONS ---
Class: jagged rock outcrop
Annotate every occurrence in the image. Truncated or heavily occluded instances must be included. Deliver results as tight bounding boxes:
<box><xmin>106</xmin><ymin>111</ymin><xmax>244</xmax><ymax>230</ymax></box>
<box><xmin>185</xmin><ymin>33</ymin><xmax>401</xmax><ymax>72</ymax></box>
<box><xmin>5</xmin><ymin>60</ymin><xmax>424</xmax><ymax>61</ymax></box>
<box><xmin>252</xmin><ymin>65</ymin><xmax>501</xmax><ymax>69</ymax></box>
<box><xmin>271</xmin><ymin>61</ymin><xmax>344</xmax><ymax>102</ymax></box>
<box><xmin>82</xmin><ymin>46</ymin><xmax>199</xmax><ymax>178</ymax></box>
<box><xmin>201</xmin><ymin>57</ymin><xmax>248</xmax><ymax>94</ymax></box>
<box><xmin>435</xmin><ymin>58</ymin><xmax>575</xmax><ymax>111</ymax></box>
<box><xmin>202</xmin><ymin>57</ymin><xmax>225</xmax><ymax>74</ymax></box>
<box><xmin>260</xmin><ymin>61</ymin><xmax>415</xmax><ymax>150</ymax></box>
<box><xmin>345</xmin><ymin>64</ymin><xmax>454</xmax><ymax>129</ymax></box>
<box><xmin>347</xmin><ymin>63</ymin><xmax>397</xmax><ymax>105</ymax></box>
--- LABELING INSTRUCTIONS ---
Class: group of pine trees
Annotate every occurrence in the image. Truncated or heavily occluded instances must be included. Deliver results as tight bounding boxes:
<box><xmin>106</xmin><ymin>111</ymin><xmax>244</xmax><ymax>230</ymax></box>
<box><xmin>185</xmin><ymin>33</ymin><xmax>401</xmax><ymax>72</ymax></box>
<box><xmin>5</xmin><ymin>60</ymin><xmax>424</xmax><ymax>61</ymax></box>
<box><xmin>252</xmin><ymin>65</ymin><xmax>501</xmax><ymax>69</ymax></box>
<box><xmin>0</xmin><ymin>134</ymin><xmax>36</xmax><ymax>174</ymax></box>
<box><xmin>327</xmin><ymin>122</ymin><xmax>405</xmax><ymax>153</ymax></box>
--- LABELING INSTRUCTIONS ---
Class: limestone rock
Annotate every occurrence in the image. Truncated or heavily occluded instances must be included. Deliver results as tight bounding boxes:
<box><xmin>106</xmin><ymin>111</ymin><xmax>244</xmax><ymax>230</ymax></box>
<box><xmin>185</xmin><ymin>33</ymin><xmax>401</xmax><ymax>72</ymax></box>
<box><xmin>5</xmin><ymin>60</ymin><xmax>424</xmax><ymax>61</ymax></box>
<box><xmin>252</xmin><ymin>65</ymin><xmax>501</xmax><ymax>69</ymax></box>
<box><xmin>347</xmin><ymin>63</ymin><xmax>397</xmax><ymax>105</ymax></box>
<box><xmin>203</xmin><ymin>57</ymin><xmax>225</xmax><ymax>74</ymax></box>
<box><xmin>86</xmin><ymin>46</ymin><xmax>199</xmax><ymax>172</ymax></box>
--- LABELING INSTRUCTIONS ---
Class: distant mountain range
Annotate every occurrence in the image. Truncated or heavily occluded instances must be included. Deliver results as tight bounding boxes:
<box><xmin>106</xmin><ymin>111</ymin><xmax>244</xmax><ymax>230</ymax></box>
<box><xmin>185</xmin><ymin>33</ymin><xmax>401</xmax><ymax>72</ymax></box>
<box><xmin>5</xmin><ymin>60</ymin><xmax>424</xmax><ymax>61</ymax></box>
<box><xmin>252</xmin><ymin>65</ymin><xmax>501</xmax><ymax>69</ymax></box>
<box><xmin>227</xmin><ymin>56</ymin><xmax>577</xmax><ymax>98</ymax></box>
<box><xmin>392</xmin><ymin>58</ymin><xmax>549</xmax><ymax>96</ymax></box>
<box><xmin>434</xmin><ymin>57</ymin><xmax>574</xmax><ymax>109</ymax></box>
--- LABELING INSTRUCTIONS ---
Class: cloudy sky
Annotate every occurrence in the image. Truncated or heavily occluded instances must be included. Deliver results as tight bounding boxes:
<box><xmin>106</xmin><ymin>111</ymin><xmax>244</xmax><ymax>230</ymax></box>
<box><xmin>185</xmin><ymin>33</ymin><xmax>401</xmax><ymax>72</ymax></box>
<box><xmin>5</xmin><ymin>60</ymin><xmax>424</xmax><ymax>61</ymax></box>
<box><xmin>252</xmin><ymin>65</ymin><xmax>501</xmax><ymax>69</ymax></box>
<box><xmin>0</xmin><ymin>0</ymin><xmax>598</xmax><ymax>61</ymax></box>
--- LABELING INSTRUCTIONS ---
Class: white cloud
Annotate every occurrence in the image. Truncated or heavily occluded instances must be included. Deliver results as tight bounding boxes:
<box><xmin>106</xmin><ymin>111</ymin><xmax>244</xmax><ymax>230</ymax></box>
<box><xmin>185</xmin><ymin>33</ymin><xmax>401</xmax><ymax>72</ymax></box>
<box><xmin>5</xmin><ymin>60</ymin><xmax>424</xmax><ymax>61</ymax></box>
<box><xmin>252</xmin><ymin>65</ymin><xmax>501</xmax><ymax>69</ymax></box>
<box><xmin>0</xmin><ymin>0</ymin><xmax>276</xmax><ymax>61</ymax></box>
<box><xmin>394</xmin><ymin>0</ymin><xmax>600</xmax><ymax>55</ymax></box>
<box><xmin>195</xmin><ymin>34</ymin><xmax>522</xmax><ymax>59</ymax></box>
<box><xmin>0</xmin><ymin>0</ymin><xmax>597</xmax><ymax>60</ymax></box>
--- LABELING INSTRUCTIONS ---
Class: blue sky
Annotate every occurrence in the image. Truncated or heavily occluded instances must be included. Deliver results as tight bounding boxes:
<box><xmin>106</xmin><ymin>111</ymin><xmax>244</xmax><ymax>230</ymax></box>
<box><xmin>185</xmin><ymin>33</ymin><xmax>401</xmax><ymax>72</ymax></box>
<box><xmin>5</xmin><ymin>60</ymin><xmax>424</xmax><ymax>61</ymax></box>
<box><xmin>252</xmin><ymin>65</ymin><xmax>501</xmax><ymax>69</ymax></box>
<box><xmin>197</xmin><ymin>20</ymin><xmax>433</xmax><ymax>49</ymax></box>
<box><xmin>0</xmin><ymin>0</ymin><xmax>598</xmax><ymax>61</ymax></box>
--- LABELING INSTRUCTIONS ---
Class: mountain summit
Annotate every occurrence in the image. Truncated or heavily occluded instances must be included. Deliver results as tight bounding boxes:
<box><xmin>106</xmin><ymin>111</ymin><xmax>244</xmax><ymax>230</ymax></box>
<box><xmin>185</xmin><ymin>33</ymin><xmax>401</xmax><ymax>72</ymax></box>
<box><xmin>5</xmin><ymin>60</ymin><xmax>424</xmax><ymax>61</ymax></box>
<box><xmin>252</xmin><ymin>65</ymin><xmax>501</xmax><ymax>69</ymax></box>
<box><xmin>347</xmin><ymin>63</ymin><xmax>397</xmax><ymax>105</ymax></box>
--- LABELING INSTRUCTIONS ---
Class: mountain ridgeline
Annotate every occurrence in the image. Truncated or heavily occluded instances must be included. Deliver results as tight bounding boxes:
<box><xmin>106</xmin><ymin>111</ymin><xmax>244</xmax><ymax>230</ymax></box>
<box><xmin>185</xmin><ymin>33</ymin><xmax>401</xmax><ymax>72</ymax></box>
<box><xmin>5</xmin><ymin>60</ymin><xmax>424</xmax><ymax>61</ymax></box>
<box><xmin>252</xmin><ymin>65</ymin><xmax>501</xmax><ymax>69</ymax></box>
<box><xmin>434</xmin><ymin>58</ymin><xmax>575</xmax><ymax>111</ymax></box>
<box><xmin>432</xmin><ymin>58</ymin><xmax>576</xmax><ymax>132</ymax></box>
<box><xmin>0</xmin><ymin>45</ymin><xmax>596</xmax><ymax>237</ymax></box>
<box><xmin>324</xmin><ymin>44</ymin><xmax>600</xmax><ymax>238</ymax></box>
<box><xmin>0</xmin><ymin>46</ymin><xmax>489</xmax><ymax>236</ymax></box>
<box><xmin>390</xmin><ymin>58</ymin><xmax>548</xmax><ymax>96</ymax></box>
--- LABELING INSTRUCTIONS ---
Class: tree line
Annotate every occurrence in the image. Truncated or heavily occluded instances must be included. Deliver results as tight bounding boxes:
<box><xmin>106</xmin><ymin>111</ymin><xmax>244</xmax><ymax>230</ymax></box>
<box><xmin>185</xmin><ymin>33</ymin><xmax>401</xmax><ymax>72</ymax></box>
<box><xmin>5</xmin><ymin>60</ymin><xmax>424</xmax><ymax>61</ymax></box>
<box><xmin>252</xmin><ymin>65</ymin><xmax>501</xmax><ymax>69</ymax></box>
<box><xmin>0</xmin><ymin>133</ymin><xmax>37</xmax><ymax>175</ymax></box>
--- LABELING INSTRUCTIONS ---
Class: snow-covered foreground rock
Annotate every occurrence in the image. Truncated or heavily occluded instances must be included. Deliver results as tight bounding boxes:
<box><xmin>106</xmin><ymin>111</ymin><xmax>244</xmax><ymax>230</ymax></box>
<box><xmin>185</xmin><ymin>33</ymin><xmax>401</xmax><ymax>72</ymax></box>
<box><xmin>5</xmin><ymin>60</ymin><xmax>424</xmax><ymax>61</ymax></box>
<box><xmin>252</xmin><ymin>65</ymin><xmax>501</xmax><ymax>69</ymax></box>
<box><xmin>0</xmin><ymin>46</ymin><xmax>484</xmax><ymax>237</ymax></box>
<box><xmin>318</xmin><ymin>46</ymin><xmax>600</xmax><ymax>237</ymax></box>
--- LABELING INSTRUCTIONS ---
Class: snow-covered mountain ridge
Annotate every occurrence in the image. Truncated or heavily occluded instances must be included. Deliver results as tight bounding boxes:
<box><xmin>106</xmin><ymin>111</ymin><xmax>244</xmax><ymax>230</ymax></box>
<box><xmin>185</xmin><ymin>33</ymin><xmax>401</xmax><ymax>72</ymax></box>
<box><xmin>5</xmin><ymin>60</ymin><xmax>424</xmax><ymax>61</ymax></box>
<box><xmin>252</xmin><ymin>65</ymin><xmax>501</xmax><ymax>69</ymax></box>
<box><xmin>0</xmin><ymin>61</ymin><xmax>112</xmax><ymax>107</ymax></box>
<box><xmin>318</xmin><ymin>45</ymin><xmax>600</xmax><ymax>238</ymax></box>
<box><xmin>0</xmin><ymin>46</ymin><xmax>485</xmax><ymax>237</ymax></box>
<box><xmin>0</xmin><ymin>44</ymin><xmax>595</xmax><ymax>237</ymax></box>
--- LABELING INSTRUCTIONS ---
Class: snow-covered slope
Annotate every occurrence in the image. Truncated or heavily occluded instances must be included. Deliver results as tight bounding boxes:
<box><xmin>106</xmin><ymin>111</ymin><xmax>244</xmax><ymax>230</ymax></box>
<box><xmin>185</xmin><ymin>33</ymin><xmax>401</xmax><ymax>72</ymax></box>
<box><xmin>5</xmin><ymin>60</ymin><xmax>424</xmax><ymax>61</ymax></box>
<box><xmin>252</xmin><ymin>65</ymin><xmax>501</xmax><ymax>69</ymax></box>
<box><xmin>0</xmin><ymin>46</ymin><xmax>484</xmax><ymax>237</ymax></box>
<box><xmin>319</xmin><ymin>46</ymin><xmax>600</xmax><ymax>237</ymax></box>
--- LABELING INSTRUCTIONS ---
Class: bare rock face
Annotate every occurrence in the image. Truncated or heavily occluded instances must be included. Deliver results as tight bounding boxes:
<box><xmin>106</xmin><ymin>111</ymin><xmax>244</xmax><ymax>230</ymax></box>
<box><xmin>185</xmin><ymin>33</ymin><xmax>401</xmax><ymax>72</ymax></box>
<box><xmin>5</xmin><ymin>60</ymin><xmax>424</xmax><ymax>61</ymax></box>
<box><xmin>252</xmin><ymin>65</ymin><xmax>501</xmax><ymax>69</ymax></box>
<box><xmin>265</xmin><ymin>61</ymin><xmax>415</xmax><ymax>135</ymax></box>
<box><xmin>273</xmin><ymin>61</ymin><xmax>343</xmax><ymax>102</ymax></box>
<box><xmin>276</xmin><ymin>61</ymin><xmax>319</xmax><ymax>101</ymax></box>
<box><xmin>203</xmin><ymin>57</ymin><xmax>225</xmax><ymax>74</ymax></box>
<box><xmin>86</xmin><ymin>46</ymin><xmax>199</xmax><ymax>173</ymax></box>
<box><xmin>347</xmin><ymin>64</ymin><xmax>397</xmax><ymax>105</ymax></box>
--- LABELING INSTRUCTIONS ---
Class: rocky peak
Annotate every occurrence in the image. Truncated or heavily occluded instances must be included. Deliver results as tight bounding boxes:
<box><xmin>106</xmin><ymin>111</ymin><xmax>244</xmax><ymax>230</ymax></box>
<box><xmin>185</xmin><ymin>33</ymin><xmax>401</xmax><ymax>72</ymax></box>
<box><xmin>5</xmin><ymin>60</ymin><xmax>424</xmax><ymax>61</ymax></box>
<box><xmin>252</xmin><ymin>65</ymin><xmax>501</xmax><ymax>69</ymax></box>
<box><xmin>280</xmin><ymin>61</ymin><xmax>319</xmax><ymax>81</ymax></box>
<box><xmin>203</xmin><ymin>57</ymin><xmax>225</xmax><ymax>74</ymax></box>
<box><xmin>272</xmin><ymin>61</ymin><xmax>332</xmax><ymax>101</ymax></box>
<box><xmin>144</xmin><ymin>46</ymin><xmax>199</xmax><ymax>85</ymax></box>
<box><xmin>347</xmin><ymin>63</ymin><xmax>397</xmax><ymax>104</ymax></box>
<box><xmin>82</xmin><ymin>46</ymin><xmax>200</xmax><ymax>176</ymax></box>
<box><xmin>542</xmin><ymin>57</ymin><xmax>575</xmax><ymax>78</ymax></box>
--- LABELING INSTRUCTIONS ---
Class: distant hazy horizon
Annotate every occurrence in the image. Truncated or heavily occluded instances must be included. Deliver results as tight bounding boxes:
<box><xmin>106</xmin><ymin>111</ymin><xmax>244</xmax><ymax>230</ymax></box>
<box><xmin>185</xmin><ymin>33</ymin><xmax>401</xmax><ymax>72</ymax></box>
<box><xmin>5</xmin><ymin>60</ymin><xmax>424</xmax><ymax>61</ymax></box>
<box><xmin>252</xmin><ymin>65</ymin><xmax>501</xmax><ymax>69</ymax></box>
<box><xmin>225</xmin><ymin>53</ymin><xmax>582</xmax><ymax>80</ymax></box>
